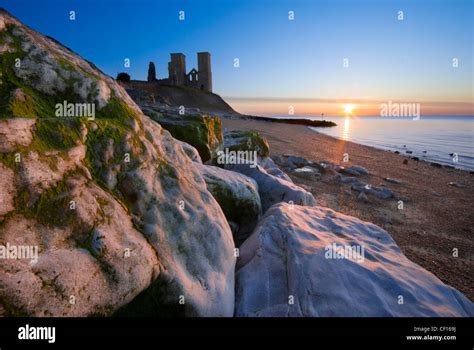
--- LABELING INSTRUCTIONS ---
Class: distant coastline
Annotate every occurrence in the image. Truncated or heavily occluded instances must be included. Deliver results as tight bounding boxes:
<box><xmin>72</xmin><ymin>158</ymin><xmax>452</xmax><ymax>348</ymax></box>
<box><xmin>242</xmin><ymin>114</ymin><xmax>337</xmax><ymax>127</ymax></box>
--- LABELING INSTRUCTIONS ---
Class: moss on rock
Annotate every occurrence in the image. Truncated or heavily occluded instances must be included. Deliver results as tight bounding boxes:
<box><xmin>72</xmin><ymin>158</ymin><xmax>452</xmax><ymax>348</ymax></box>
<box><xmin>148</xmin><ymin>113</ymin><xmax>223</xmax><ymax>162</ymax></box>
<box><xmin>31</xmin><ymin>118</ymin><xmax>83</xmax><ymax>152</ymax></box>
<box><xmin>14</xmin><ymin>174</ymin><xmax>77</xmax><ymax>227</ymax></box>
<box><xmin>0</xmin><ymin>152</ymin><xmax>20</xmax><ymax>170</ymax></box>
<box><xmin>224</xmin><ymin>130</ymin><xmax>270</xmax><ymax>158</ymax></box>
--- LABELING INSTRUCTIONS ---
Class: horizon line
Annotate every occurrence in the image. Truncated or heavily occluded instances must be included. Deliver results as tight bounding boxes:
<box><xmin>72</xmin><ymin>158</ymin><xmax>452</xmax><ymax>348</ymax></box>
<box><xmin>224</xmin><ymin>96</ymin><xmax>474</xmax><ymax>107</ymax></box>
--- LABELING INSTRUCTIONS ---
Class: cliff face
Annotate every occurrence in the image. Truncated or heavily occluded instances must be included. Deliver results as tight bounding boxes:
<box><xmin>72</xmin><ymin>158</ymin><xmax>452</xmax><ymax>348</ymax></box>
<box><xmin>0</xmin><ymin>9</ymin><xmax>235</xmax><ymax>316</ymax></box>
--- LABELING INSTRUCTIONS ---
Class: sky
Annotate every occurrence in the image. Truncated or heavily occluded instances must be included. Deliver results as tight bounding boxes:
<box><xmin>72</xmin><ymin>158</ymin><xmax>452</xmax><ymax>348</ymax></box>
<box><xmin>1</xmin><ymin>0</ymin><xmax>473</xmax><ymax>116</ymax></box>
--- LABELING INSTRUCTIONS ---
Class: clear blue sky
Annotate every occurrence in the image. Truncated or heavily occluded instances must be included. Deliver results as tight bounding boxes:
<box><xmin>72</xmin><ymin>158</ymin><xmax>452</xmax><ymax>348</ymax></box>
<box><xmin>2</xmin><ymin>0</ymin><xmax>473</xmax><ymax>115</ymax></box>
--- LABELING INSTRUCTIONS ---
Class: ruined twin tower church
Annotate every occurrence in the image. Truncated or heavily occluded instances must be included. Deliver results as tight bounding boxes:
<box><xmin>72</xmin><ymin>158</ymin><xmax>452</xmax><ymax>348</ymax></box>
<box><xmin>147</xmin><ymin>52</ymin><xmax>212</xmax><ymax>92</ymax></box>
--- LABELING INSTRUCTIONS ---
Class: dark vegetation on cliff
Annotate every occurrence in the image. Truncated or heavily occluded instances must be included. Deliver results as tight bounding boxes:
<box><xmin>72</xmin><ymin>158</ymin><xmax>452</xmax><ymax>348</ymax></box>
<box><xmin>122</xmin><ymin>80</ymin><xmax>237</xmax><ymax>116</ymax></box>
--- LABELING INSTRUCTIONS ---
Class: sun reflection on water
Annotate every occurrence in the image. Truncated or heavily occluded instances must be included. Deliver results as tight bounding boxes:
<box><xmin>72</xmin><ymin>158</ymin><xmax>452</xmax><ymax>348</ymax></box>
<box><xmin>342</xmin><ymin>117</ymin><xmax>350</xmax><ymax>140</ymax></box>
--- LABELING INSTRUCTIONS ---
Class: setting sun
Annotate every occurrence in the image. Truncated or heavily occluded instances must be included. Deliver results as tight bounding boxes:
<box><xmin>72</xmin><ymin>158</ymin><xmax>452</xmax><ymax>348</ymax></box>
<box><xmin>343</xmin><ymin>104</ymin><xmax>355</xmax><ymax>115</ymax></box>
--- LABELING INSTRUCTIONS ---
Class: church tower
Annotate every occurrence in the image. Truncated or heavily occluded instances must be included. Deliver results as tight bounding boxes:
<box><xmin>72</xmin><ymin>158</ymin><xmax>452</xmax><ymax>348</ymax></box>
<box><xmin>197</xmin><ymin>52</ymin><xmax>212</xmax><ymax>92</ymax></box>
<box><xmin>168</xmin><ymin>53</ymin><xmax>186</xmax><ymax>86</ymax></box>
<box><xmin>147</xmin><ymin>62</ymin><xmax>157</xmax><ymax>82</ymax></box>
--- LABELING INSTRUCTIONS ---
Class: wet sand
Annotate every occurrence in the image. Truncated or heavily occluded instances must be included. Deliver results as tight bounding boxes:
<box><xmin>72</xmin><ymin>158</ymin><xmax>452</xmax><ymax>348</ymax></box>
<box><xmin>222</xmin><ymin>117</ymin><xmax>474</xmax><ymax>300</ymax></box>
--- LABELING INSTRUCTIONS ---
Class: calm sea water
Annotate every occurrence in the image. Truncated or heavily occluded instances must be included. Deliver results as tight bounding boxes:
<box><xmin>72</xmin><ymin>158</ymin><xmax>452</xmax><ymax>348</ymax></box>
<box><xmin>303</xmin><ymin>116</ymin><xmax>473</xmax><ymax>171</ymax></box>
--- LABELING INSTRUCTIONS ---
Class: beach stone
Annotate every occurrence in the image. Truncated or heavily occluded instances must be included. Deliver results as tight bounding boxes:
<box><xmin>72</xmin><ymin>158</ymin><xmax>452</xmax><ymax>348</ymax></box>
<box><xmin>273</xmin><ymin>155</ymin><xmax>288</xmax><ymax>167</ymax></box>
<box><xmin>372</xmin><ymin>187</ymin><xmax>394</xmax><ymax>200</ymax></box>
<box><xmin>319</xmin><ymin>167</ymin><xmax>337</xmax><ymax>176</ymax></box>
<box><xmin>235</xmin><ymin>203</ymin><xmax>474</xmax><ymax>317</ymax></box>
<box><xmin>323</xmin><ymin>173</ymin><xmax>343</xmax><ymax>184</ymax></box>
<box><xmin>447</xmin><ymin>182</ymin><xmax>465</xmax><ymax>188</ymax></box>
<box><xmin>337</xmin><ymin>166</ymin><xmax>359</xmax><ymax>176</ymax></box>
<box><xmin>286</xmin><ymin>155</ymin><xmax>312</xmax><ymax>169</ymax></box>
<box><xmin>266</xmin><ymin>167</ymin><xmax>293</xmax><ymax>183</ymax></box>
<box><xmin>316</xmin><ymin>161</ymin><xmax>335</xmax><ymax>171</ymax></box>
<box><xmin>384</xmin><ymin>177</ymin><xmax>403</xmax><ymax>185</ymax></box>
<box><xmin>357</xmin><ymin>192</ymin><xmax>370</xmax><ymax>203</ymax></box>
<box><xmin>341</xmin><ymin>176</ymin><xmax>359</xmax><ymax>184</ymax></box>
<box><xmin>224</xmin><ymin>162</ymin><xmax>316</xmax><ymax>213</ymax></box>
<box><xmin>195</xmin><ymin>163</ymin><xmax>262</xmax><ymax>245</ymax></box>
<box><xmin>349</xmin><ymin>165</ymin><xmax>369</xmax><ymax>175</ymax></box>
<box><xmin>337</xmin><ymin>165</ymin><xmax>369</xmax><ymax>176</ymax></box>
<box><xmin>351</xmin><ymin>182</ymin><xmax>394</xmax><ymax>199</ymax></box>
<box><xmin>291</xmin><ymin>166</ymin><xmax>321</xmax><ymax>181</ymax></box>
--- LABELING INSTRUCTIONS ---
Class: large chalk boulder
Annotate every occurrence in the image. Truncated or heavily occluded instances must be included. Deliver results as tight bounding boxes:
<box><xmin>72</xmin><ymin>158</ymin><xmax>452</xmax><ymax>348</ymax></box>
<box><xmin>225</xmin><ymin>162</ymin><xmax>316</xmax><ymax>213</ymax></box>
<box><xmin>195</xmin><ymin>163</ymin><xmax>262</xmax><ymax>245</ymax></box>
<box><xmin>235</xmin><ymin>203</ymin><xmax>474</xmax><ymax>317</ymax></box>
<box><xmin>0</xmin><ymin>9</ymin><xmax>235</xmax><ymax>317</ymax></box>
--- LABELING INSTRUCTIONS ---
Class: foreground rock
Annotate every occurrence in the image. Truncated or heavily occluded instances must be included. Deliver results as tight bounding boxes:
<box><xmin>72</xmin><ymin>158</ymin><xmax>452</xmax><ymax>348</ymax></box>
<box><xmin>195</xmin><ymin>163</ymin><xmax>262</xmax><ymax>245</ymax></box>
<box><xmin>266</xmin><ymin>167</ymin><xmax>293</xmax><ymax>183</ymax></box>
<box><xmin>223</xmin><ymin>130</ymin><xmax>270</xmax><ymax>158</ymax></box>
<box><xmin>235</xmin><ymin>203</ymin><xmax>474</xmax><ymax>317</ymax></box>
<box><xmin>177</xmin><ymin>140</ymin><xmax>202</xmax><ymax>163</ymax></box>
<box><xmin>256</xmin><ymin>156</ymin><xmax>276</xmax><ymax>170</ymax></box>
<box><xmin>0</xmin><ymin>10</ymin><xmax>235</xmax><ymax>317</ymax></box>
<box><xmin>140</xmin><ymin>104</ymin><xmax>223</xmax><ymax>162</ymax></box>
<box><xmin>224</xmin><ymin>162</ymin><xmax>316</xmax><ymax>213</ymax></box>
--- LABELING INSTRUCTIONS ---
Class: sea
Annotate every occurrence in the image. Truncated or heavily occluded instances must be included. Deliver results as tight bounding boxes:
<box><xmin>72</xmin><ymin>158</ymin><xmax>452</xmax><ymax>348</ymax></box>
<box><xmin>284</xmin><ymin>116</ymin><xmax>473</xmax><ymax>171</ymax></box>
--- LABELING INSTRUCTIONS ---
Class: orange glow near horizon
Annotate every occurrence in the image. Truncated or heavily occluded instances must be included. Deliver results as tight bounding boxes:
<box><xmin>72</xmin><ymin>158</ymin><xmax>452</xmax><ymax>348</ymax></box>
<box><xmin>226</xmin><ymin>98</ymin><xmax>474</xmax><ymax>117</ymax></box>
